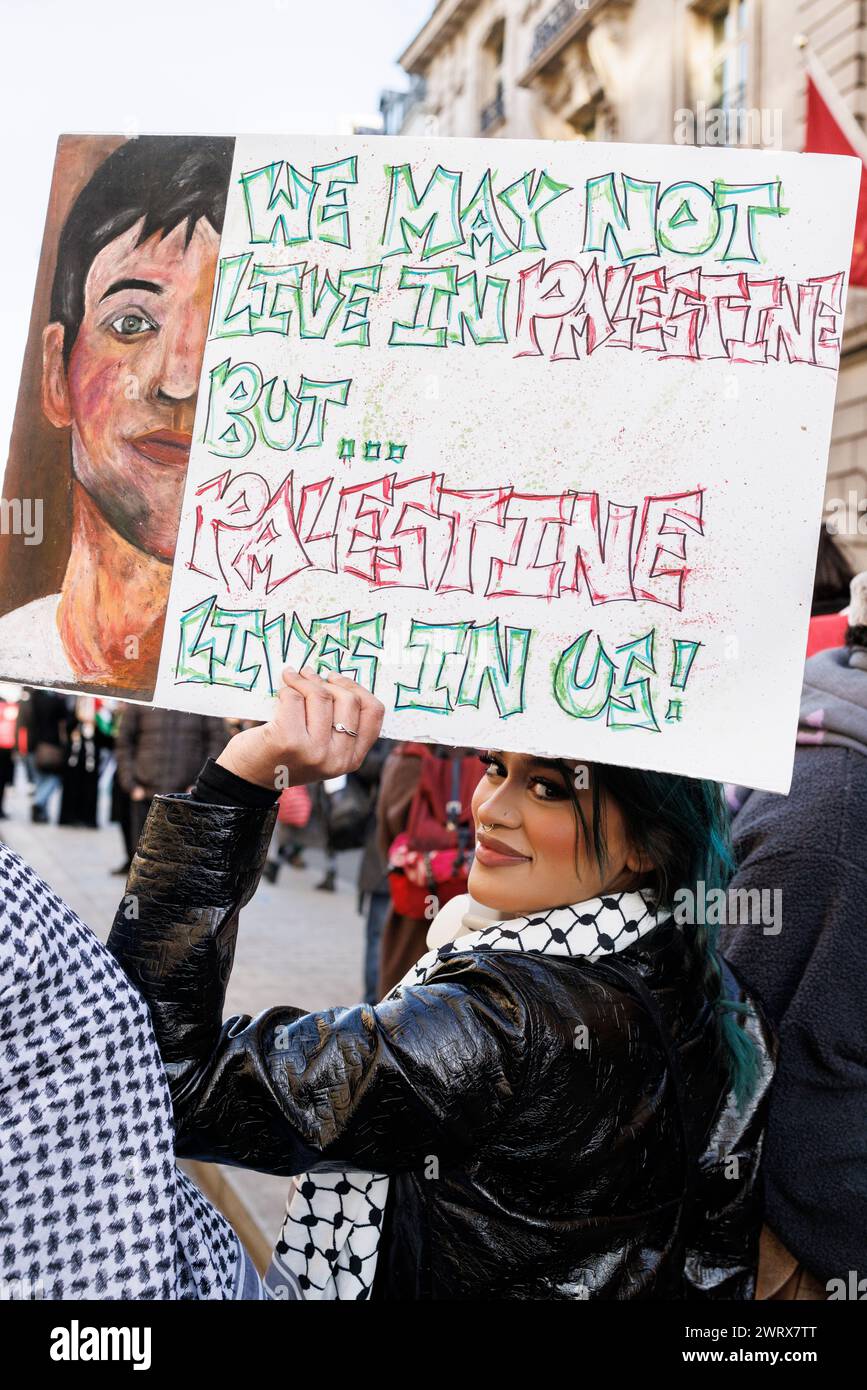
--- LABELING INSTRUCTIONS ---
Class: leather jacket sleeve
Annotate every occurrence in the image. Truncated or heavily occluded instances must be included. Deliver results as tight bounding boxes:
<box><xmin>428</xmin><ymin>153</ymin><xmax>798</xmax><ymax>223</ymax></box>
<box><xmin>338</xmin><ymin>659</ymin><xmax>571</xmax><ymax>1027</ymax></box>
<box><xmin>107</xmin><ymin>794</ymin><xmax>530</xmax><ymax>1177</ymax></box>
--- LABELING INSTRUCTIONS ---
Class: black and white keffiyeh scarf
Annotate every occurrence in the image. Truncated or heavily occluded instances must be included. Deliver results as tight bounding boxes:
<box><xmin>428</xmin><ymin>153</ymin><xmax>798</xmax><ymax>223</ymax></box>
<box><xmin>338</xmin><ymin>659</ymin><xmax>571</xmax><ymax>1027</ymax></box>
<box><xmin>0</xmin><ymin>842</ymin><xmax>262</xmax><ymax>1300</ymax></box>
<box><xmin>264</xmin><ymin>887</ymin><xmax>668</xmax><ymax>1301</ymax></box>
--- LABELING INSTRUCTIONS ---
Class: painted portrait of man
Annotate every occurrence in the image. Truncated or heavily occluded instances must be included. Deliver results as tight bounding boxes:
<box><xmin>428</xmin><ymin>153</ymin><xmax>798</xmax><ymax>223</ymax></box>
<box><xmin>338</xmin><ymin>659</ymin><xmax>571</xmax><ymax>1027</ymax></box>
<box><xmin>0</xmin><ymin>136</ymin><xmax>233</xmax><ymax>698</ymax></box>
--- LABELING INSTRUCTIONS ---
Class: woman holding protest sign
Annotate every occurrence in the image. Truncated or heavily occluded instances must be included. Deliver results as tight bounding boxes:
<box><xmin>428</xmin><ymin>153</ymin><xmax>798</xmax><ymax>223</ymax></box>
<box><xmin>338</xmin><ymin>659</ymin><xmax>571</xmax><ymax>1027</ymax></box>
<box><xmin>107</xmin><ymin>666</ymin><xmax>774</xmax><ymax>1301</ymax></box>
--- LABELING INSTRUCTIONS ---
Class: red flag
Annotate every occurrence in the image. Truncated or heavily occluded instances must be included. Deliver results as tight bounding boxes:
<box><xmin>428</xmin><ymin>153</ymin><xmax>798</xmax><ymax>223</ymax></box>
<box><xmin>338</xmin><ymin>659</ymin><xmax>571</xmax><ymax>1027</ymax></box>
<box><xmin>804</xmin><ymin>51</ymin><xmax>867</xmax><ymax>285</ymax></box>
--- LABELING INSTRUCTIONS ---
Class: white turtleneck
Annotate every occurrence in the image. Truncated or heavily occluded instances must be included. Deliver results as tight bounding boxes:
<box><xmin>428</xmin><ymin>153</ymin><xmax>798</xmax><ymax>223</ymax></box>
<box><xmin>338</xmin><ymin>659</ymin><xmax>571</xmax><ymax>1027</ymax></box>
<box><xmin>425</xmin><ymin>893</ymin><xmax>522</xmax><ymax>949</ymax></box>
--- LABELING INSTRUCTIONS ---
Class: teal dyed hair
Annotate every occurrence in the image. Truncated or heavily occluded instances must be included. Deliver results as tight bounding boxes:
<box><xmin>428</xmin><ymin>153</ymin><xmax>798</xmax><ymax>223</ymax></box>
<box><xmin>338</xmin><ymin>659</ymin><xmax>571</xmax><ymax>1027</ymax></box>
<box><xmin>559</xmin><ymin>761</ymin><xmax>761</xmax><ymax>1112</ymax></box>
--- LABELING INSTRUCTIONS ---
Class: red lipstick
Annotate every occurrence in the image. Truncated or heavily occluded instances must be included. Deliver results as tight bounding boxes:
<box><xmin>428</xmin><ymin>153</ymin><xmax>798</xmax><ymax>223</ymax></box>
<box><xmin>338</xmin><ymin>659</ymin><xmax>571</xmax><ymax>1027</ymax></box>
<box><xmin>475</xmin><ymin>831</ymin><xmax>532</xmax><ymax>868</ymax></box>
<box><xmin>131</xmin><ymin>429</ymin><xmax>192</xmax><ymax>467</ymax></box>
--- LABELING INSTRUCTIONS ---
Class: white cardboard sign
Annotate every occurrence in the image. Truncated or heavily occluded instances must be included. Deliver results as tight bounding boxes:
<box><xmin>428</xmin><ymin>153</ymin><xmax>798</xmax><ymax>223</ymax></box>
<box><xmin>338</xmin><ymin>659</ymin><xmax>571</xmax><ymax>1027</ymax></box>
<box><xmin>3</xmin><ymin>135</ymin><xmax>860</xmax><ymax>792</ymax></box>
<box><xmin>156</xmin><ymin>135</ymin><xmax>860</xmax><ymax>792</ymax></box>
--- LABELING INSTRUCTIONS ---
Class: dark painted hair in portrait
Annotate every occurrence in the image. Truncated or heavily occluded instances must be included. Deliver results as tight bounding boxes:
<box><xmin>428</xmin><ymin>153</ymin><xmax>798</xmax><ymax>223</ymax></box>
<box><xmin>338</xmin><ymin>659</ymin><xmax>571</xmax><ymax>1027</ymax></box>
<box><xmin>50</xmin><ymin>135</ymin><xmax>234</xmax><ymax>364</ymax></box>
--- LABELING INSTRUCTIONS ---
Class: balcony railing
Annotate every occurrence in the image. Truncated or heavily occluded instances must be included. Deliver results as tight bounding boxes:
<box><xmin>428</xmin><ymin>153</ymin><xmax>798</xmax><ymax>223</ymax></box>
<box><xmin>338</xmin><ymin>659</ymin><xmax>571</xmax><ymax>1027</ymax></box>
<box><xmin>480</xmin><ymin>83</ymin><xmax>505</xmax><ymax>133</ymax></box>
<box><xmin>530</xmin><ymin>0</ymin><xmax>587</xmax><ymax>64</ymax></box>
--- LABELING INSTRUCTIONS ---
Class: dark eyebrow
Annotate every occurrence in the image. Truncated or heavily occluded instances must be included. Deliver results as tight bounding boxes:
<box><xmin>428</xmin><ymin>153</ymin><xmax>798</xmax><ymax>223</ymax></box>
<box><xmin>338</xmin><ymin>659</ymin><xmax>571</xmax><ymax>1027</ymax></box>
<box><xmin>485</xmin><ymin>749</ymin><xmax>570</xmax><ymax>774</ymax></box>
<box><xmin>527</xmin><ymin>756</ymin><xmax>571</xmax><ymax>774</ymax></box>
<box><xmin>99</xmin><ymin>278</ymin><xmax>163</xmax><ymax>302</ymax></box>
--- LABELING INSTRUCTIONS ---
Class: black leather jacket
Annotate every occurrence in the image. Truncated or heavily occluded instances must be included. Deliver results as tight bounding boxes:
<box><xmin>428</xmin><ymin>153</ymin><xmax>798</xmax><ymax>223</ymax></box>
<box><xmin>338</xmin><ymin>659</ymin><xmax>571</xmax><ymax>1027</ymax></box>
<box><xmin>107</xmin><ymin>794</ymin><xmax>774</xmax><ymax>1301</ymax></box>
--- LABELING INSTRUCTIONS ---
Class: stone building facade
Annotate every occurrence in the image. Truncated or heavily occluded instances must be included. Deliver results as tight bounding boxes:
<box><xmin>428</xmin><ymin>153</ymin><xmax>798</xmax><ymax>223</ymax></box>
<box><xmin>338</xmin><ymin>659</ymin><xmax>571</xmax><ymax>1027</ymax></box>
<box><xmin>381</xmin><ymin>0</ymin><xmax>867</xmax><ymax>569</ymax></box>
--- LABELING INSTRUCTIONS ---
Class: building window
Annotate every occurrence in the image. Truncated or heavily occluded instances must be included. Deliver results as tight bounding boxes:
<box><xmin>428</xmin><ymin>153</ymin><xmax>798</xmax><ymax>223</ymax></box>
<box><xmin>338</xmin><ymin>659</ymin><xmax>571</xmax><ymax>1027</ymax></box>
<box><xmin>379</xmin><ymin>75</ymin><xmax>427</xmax><ymax>137</ymax></box>
<box><xmin>480</xmin><ymin>17</ymin><xmax>507</xmax><ymax>133</ymax></box>
<box><xmin>568</xmin><ymin>96</ymin><xmax>605</xmax><ymax>141</ymax></box>
<box><xmin>710</xmin><ymin>0</ymin><xmax>748</xmax><ymax>113</ymax></box>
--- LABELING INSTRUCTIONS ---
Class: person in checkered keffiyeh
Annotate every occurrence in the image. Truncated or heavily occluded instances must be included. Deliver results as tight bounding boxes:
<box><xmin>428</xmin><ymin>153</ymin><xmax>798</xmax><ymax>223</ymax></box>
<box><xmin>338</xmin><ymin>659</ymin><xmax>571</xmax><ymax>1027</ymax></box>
<box><xmin>0</xmin><ymin>840</ymin><xmax>263</xmax><ymax>1300</ymax></box>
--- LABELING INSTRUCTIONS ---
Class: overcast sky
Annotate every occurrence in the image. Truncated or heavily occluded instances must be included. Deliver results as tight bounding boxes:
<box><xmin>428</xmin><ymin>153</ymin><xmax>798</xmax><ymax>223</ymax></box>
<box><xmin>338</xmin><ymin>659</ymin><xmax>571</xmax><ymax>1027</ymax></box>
<box><xmin>0</xmin><ymin>0</ymin><xmax>433</xmax><ymax>449</ymax></box>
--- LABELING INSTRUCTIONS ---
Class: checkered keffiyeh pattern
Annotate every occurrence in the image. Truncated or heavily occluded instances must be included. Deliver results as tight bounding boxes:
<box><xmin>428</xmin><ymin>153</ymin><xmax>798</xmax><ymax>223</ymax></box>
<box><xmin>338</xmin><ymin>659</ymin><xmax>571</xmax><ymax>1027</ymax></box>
<box><xmin>0</xmin><ymin>842</ymin><xmax>259</xmax><ymax>1300</ymax></box>
<box><xmin>264</xmin><ymin>889</ymin><xmax>666</xmax><ymax>1301</ymax></box>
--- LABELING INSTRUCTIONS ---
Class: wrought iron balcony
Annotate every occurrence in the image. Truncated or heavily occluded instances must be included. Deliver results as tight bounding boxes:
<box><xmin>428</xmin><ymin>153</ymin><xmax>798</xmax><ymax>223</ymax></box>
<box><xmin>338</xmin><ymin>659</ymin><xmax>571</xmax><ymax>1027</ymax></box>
<box><xmin>480</xmin><ymin>83</ymin><xmax>505</xmax><ymax>133</ymax></box>
<box><xmin>530</xmin><ymin>0</ymin><xmax>585</xmax><ymax>63</ymax></box>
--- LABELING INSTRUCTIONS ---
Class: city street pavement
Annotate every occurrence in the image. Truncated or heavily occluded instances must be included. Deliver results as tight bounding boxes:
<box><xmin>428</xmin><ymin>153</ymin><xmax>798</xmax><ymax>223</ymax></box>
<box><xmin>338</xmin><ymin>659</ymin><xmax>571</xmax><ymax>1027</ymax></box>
<box><xmin>1</xmin><ymin>771</ymin><xmax>369</xmax><ymax>1266</ymax></box>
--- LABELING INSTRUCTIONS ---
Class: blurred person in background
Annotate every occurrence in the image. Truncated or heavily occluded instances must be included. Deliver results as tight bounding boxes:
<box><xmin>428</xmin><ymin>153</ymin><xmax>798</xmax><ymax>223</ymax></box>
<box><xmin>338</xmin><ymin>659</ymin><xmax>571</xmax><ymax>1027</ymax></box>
<box><xmin>312</xmin><ymin>780</ymin><xmax>339</xmax><ymax>892</ymax></box>
<box><xmin>25</xmin><ymin>688</ymin><xmax>71</xmax><ymax>824</ymax></box>
<box><xmin>115</xmin><ymin>706</ymin><xmax>228</xmax><ymax>853</ymax></box>
<box><xmin>354</xmin><ymin>737</ymin><xmax>394</xmax><ymax>1000</ymax></box>
<box><xmin>374</xmin><ymin>741</ymin><xmax>427</xmax><ymax>990</ymax></box>
<box><xmin>0</xmin><ymin>684</ymin><xmax>20</xmax><ymax>818</ymax></box>
<box><xmin>312</xmin><ymin>765</ymin><xmax>372</xmax><ymax>893</ymax></box>
<box><xmin>107</xmin><ymin>704</ymin><xmax>135</xmax><ymax>875</ymax></box>
<box><xmin>59</xmin><ymin>696</ymin><xmax>104</xmax><ymax>828</ymax></box>
<box><xmin>722</xmin><ymin>571</ymin><xmax>867</xmax><ymax>1300</ymax></box>
<box><xmin>728</xmin><ymin>523</ymin><xmax>859</xmax><ymax>819</ymax></box>
<box><xmin>262</xmin><ymin>783</ymin><xmax>311</xmax><ymax>884</ymax></box>
<box><xmin>16</xmin><ymin>690</ymin><xmax>37</xmax><ymax>789</ymax></box>
<box><xmin>84</xmin><ymin>698</ymin><xmax>124</xmax><ymax>861</ymax></box>
<box><xmin>376</xmin><ymin>742</ymin><xmax>478</xmax><ymax>995</ymax></box>
<box><xmin>807</xmin><ymin>522</ymin><xmax>856</xmax><ymax>657</ymax></box>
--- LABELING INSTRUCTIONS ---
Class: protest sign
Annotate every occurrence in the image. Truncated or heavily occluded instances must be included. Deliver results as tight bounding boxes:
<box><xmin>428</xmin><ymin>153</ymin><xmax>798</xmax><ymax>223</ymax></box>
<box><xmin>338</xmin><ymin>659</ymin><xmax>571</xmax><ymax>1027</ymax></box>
<box><xmin>0</xmin><ymin>133</ymin><xmax>859</xmax><ymax>791</ymax></box>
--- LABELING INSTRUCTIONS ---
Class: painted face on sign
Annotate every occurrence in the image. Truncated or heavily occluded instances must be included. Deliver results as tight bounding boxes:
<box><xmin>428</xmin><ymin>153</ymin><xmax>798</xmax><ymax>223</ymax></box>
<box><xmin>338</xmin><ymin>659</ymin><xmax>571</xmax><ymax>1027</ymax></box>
<box><xmin>42</xmin><ymin>215</ymin><xmax>219</xmax><ymax>562</ymax></box>
<box><xmin>469</xmin><ymin>750</ymin><xmax>646</xmax><ymax>915</ymax></box>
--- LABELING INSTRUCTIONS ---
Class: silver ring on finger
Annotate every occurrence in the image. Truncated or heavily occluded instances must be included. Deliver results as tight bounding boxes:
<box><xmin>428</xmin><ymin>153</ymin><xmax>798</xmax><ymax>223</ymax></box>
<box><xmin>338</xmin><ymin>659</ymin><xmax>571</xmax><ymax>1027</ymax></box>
<box><xmin>333</xmin><ymin>722</ymin><xmax>357</xmax><ymax>737</ymax></box>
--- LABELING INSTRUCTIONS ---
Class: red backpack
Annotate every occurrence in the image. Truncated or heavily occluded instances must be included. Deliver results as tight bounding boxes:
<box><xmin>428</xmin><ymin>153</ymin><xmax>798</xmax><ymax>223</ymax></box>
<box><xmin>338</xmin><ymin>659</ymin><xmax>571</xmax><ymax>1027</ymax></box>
<box><xmin>387</xmin><ymin>745</ymin><xmax>479</xmax><ymax>918</ymax></box>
